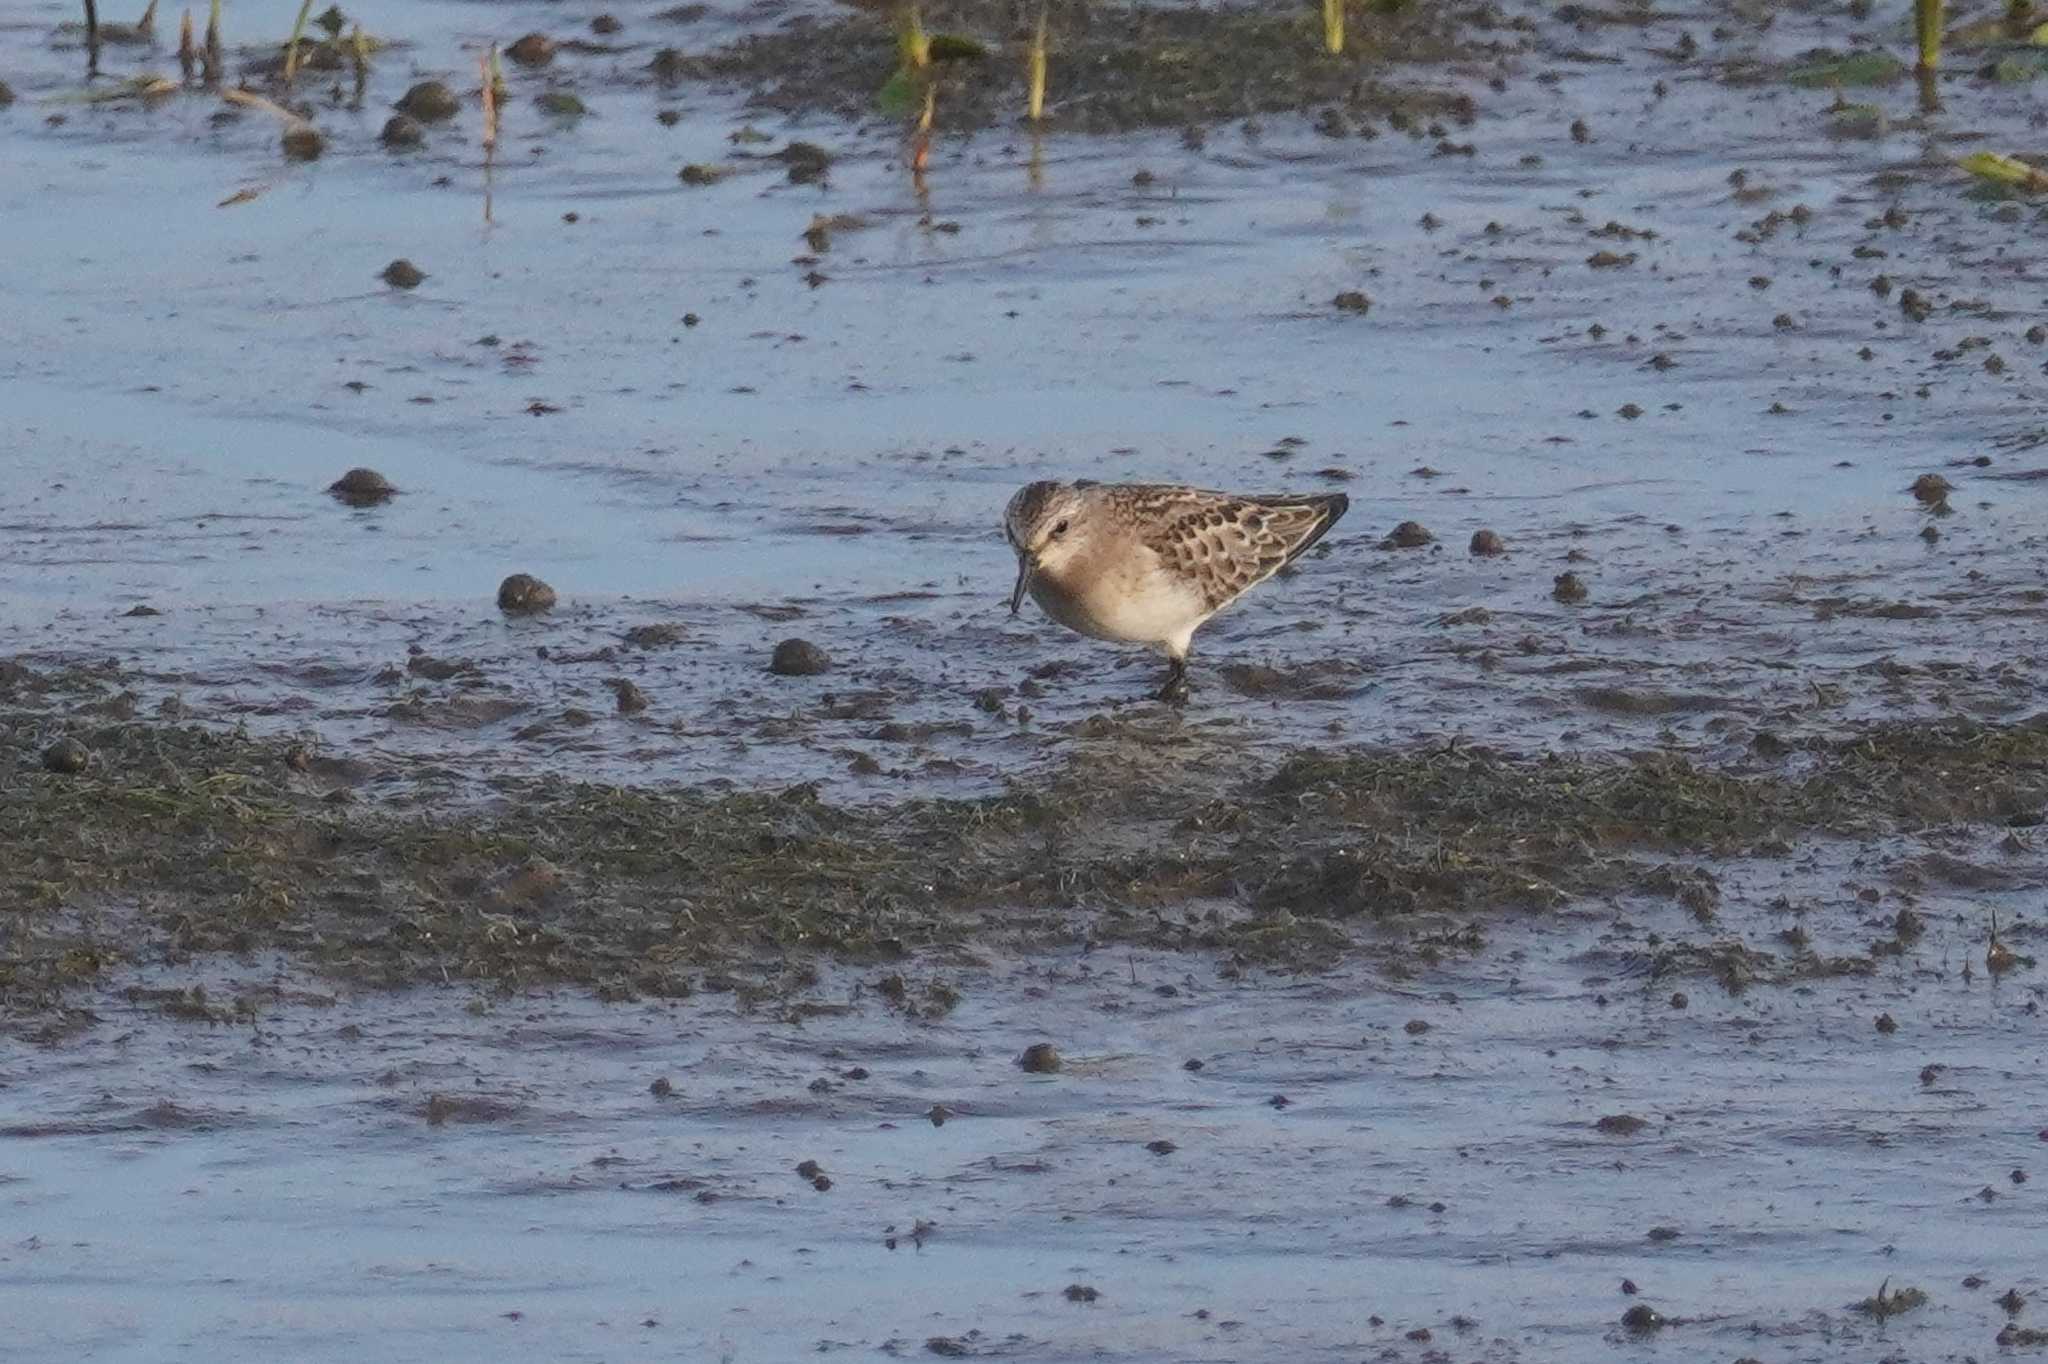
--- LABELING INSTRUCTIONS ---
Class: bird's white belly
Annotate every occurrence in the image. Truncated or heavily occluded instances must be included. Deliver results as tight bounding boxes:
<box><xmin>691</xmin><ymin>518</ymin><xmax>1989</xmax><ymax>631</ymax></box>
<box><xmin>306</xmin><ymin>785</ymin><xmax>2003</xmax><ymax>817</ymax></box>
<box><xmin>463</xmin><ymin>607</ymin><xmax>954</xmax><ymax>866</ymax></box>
<box><xmin>1030</xmin><ymin>565</ymin><xmax>1208</xmax><ymax>649</ymax></box>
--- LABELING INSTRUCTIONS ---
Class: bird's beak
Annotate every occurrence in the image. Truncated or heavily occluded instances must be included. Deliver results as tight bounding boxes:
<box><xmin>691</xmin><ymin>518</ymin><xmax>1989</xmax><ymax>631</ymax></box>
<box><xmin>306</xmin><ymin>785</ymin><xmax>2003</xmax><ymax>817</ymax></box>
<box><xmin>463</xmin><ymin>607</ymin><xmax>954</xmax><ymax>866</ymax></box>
<box><xmin>1009</xmin><ymin>555</ymin><xmax>1035</xmax><ymax>616</ymax></box>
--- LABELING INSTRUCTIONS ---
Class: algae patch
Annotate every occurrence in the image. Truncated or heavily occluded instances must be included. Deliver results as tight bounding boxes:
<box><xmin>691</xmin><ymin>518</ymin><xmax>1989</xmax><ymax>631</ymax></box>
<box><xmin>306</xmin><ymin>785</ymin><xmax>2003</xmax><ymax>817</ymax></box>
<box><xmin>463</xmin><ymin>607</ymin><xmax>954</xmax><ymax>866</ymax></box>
<box><xmin>4</xmin><ymin>659</ymin><xmax>2045</xmax><ymax>1018</ymax></box>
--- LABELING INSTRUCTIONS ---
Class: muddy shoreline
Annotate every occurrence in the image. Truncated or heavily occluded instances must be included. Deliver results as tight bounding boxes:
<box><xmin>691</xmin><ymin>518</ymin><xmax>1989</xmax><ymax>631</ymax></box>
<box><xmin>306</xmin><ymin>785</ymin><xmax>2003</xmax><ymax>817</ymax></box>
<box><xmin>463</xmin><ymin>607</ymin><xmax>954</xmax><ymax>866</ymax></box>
<box><xmin>5</xmin><ymin>654</ymin><xmax>2041</xmax><ymax>1024</ymax></box>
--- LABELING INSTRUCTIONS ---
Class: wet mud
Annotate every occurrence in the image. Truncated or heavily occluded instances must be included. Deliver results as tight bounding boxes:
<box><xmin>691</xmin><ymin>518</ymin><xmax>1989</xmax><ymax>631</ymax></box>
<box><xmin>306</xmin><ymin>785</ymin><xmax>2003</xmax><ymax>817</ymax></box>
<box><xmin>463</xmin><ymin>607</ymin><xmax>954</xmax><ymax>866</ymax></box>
<box><xmin>5</xmin><ymin>0</ymin><xmax>2048</xmax><ymax>1356</ymax></box>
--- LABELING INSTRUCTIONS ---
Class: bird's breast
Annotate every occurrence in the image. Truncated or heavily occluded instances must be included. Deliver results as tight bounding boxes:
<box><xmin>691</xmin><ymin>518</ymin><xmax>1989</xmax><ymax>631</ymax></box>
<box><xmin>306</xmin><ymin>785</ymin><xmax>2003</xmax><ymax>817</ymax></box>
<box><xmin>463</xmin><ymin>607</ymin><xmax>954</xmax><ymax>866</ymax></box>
<box><xmin>1029</xmin><ymin>556</ymin><xmax>1208</xmax><ymax>645</ymax></box>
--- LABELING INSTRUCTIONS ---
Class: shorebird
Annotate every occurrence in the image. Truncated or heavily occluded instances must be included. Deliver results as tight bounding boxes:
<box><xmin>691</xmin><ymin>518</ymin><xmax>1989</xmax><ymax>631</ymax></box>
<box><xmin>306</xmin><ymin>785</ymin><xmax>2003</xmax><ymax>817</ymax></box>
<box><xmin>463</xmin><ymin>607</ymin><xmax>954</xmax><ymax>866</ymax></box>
<box><xmin>1003</xmin><ymin>480</ymin><xmax>1349</xmax><ymax>703</ymax></box>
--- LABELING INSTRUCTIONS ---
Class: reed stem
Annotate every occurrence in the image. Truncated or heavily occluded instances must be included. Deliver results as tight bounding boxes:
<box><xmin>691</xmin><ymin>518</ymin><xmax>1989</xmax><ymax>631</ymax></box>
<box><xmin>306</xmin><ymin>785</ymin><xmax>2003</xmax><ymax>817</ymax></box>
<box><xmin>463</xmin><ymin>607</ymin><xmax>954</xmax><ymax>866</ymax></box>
<box><xmin>1322</xmin><ymin>0</ymin><xmax>1344</xmax><ymax>55</ymax></box>
<box><xmin>1026</xmin><ymin>3</ymin><xmax>1047</xmax><ymax>122</ymax></box>
<box><xmin>481</xmin><ymin>44</ymin><xmax>500</xmax><ymax>150</ymax></box>
<box><xmin>1914</xmin><ymin>0</ymin><xmax>1942</xmax><ymax>71</ymax></box>
<box><xmin>283</xmin><ymin>0</ymin><xmax>313</xmax><ymax>84</ymax></box>
<box><xmin>203</xmin><ymin>0</ymin><xmax>221</xmax><ymax>84</ymax></box>
<box><xmin>899</xmin><ymin>2</ymin><xmax>929</xmax><ymax>69</ymax></box>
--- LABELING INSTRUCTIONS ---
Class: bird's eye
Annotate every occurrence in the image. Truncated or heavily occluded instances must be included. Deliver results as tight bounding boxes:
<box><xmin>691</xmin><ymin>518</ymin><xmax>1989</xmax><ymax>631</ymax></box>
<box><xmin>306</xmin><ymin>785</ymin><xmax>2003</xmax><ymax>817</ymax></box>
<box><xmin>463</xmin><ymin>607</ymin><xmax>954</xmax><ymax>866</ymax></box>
<box><xmin>1050</xmin><ymin>519</ymin><xmax>1070</xmax><ymax>538</ymax></box>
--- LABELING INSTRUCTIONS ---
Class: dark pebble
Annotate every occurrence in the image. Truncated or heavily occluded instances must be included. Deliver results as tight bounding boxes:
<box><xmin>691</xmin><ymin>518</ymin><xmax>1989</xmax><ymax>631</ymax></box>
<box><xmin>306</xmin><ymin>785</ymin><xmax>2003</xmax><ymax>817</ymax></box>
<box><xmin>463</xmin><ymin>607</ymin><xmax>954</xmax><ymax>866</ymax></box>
<box><xmin>1552</xmin><ymin>572</ymin><xmax>1589</xmax><ymax>604</ymax></box>
<box><xmin>769</xmin><ymin>638</ymin><xmax>830</xmax><ymax>676</ymax></box>
<box><xmin>649</xmin><ymin>1077</ymin><xmax>673</xmax><ymax>1097</ymax></box>
<box><xmin>497</xmin><ymin>573</ymin><xmax>558</xmax><ymax>614</ymax></box>
<box><xmin>396</xmin><ymin>80</ymin><xmax>460</xmax><ymax>122</ymax></box>
<box><xmin>592</xmin><ymin>13</ymin><xmax>622</xmax><ymax>33</ymax></box>
<box><xmin>1063</xmin><ymin>1284</ymin><xmax>1100</xmax><ymax>1303</ymax></box>
<box><xmin>328</xmin><ymin>467</ymin><xmax>396</xmax><ymax>506</ymax></box>
<box><xmin>1469</xmin><ymin>528</ymin><xmax>1506</xmax><ymax>556</ymax></box>
<box><xmin>380</xmin><ymin>259</ymin><xmax>426</xmax><ymax>289</ymax></box>
<box><xmin>1018</xmin><ymin>1042</ymin><xmax>1061</xmax><ymax>1073</ymax></box>
<box><xmin>506</xmin><ymin>32</ymin><xmax>556</xmax><ymax>66</ymax></box>
<box><xmin>1332</xmin><ymin>290</ymin><xmax>1371</xmax><ymax>314</ymax></box>
<box><xmin>380</xmin><ymin>114</ymin><xmax>424</xmax><ymax>148</ymax></box>
<box><xmin>281</xmin><ymin>124</ymin><xmax>324</xmax><ymax>161</ymax></box>
<box><xmin>42</xmin><ymin>738</ymin><xmax>90</xmax><ymax>775</ymax></box>
<box><xmin>1385</xmin><ymin>520</ymin><xmax>1434</xmax><ymax>549</ymax></box>
<box><xmin>1910</xmin><ymin>473</ymin><xmax>1954</xmax><ymax>504</ymax></box>
<box><xmin>1620</xmin><ymin>1305</ymin><xmax>1663</xmax><ymax>1333</ymax></box>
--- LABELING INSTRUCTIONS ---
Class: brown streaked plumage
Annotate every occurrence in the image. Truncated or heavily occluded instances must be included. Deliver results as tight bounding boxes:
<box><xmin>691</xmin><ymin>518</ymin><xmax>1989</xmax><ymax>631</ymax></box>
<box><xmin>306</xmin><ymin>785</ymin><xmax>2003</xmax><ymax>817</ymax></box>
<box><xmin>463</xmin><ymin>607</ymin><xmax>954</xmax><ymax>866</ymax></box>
<box><xmin>1003</xmin><ymin>480</ymin><xmax>1349</xmax><ymax>703</ymax></box>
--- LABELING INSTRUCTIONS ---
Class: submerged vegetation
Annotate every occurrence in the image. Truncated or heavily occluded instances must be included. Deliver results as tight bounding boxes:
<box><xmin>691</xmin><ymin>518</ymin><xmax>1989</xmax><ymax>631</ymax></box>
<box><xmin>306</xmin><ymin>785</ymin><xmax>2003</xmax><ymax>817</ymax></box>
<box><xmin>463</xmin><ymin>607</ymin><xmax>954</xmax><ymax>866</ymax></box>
<box><xmin>4</xmin><ymin>659</ymin><xmax>2043</xmax><ymax>1018</ymax></box>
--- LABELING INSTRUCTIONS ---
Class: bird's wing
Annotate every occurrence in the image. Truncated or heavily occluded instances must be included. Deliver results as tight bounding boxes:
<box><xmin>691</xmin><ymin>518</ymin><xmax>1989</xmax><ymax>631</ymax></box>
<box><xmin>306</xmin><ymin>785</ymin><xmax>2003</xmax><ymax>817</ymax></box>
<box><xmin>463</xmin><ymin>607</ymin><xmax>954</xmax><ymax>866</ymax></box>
<box><xmin>1129</xmin><ymin>489</ymin><xmax>1349</xmax><ymax>612</ymax></box>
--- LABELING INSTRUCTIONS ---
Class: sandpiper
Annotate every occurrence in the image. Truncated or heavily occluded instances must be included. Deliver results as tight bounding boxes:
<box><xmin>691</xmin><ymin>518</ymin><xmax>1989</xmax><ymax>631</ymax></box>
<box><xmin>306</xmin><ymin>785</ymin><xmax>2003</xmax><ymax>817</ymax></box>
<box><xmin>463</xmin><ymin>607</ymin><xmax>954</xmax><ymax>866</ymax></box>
<box><xmin>1004</xmin><ymin>480</ymin><xmax>1349</xmax><ymax>703</ymax></box>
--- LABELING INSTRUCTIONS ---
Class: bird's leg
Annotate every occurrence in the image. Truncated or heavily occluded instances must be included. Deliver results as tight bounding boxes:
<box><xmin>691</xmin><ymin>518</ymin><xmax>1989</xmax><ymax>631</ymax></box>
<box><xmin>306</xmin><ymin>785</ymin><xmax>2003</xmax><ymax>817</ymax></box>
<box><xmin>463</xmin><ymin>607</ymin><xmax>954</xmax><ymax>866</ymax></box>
<box><xmin>1154</xmin><ymin>655</ymin><xmax>1190</xmax><ymax>707</ymax></box>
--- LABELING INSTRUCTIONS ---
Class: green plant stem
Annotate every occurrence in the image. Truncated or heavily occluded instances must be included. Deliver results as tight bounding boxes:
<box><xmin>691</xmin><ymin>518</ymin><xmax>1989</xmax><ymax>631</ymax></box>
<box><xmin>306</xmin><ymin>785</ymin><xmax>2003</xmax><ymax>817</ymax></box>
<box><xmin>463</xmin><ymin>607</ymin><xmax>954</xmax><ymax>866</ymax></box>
<box><xmin>283</xmin><ymin>0</ymin><xmax>314</xmax><ymax>83</ymax></box>
<box><xmin>1915</xmin><ymin>0</ymin><xmax>1942</xmax><ymax>72</ymax></box>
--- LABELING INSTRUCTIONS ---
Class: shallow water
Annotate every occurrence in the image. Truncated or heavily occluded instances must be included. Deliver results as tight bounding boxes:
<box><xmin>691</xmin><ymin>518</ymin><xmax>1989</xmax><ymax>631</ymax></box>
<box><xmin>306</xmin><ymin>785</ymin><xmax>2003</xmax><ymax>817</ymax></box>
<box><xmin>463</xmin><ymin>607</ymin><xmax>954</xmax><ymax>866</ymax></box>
<box><xmin>5</xmin><ymin>0</ymin><xmax>2048</xmax><ymax>1355</ymax></box>
<box><xmin>7</xmin><ymin>889</ymin><xmax>2046</xmax><ymax>1361</ymax></box>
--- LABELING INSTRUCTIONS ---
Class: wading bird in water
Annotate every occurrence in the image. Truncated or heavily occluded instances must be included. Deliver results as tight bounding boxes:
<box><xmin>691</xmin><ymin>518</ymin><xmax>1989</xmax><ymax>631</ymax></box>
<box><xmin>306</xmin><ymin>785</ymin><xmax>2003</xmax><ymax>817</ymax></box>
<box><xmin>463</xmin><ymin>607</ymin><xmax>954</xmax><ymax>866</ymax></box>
<box><xmin>1004</xmin><ymin>480</ymin><xmax>1349</xmax><ymax>704</ymax></box>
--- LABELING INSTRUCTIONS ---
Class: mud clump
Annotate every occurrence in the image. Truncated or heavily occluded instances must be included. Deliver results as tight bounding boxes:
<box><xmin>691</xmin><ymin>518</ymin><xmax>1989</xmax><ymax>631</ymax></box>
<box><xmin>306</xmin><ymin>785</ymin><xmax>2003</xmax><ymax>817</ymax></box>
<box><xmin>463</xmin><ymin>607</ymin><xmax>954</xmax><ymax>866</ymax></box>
<box><xmin>396</xmin><ymin>81</ymin><xmax>460</xmax><ymax>122</ymax></box>
<box><xmin>1595</xmin><ymin>1114</ymin><xmax>1647</xmax><ymax>1135</ymax></box>
<box><xmin>770</xmin><ymin>638</ymin><xmax>831</xmax><ymax>676</ymax></box>
<box><xmin>41</xmin><ymin>738</ymin><xmax>90</xmax><ymax>775</ymax></box>
<box><xmin>775</xmin><ymin>141</ymin><xmax>833</xmax><ymax>184</ymax></box>
<box><xmin>1470</xmin><ymin>529</ymin><xmax>1506</xmax><ymax>556</ymax></box>
<box><xmin>1383</xmin><ymin>521</ymin><xmax>1434</xmax><ymax>549</ymax></box>
<box><xmin>281</xmin><ymin>125</ymin><xmax>325</xmax><ymax>161</ymax></box>
<box><xmin>1853</xmin><ymin>1283</ymin><xmax>1927</xmax><ymax>1319</ymax></box>
<box><xmin>678</xmin><ymin>163</ymin><xmax>729</xmax><ymax>186</ymax></box>
<box><xmin>380</xmin><ymin>259</ymin><xmax>426</xmax><ymax>290</ymax></box>
<box><xmin>1552</xmin><ymin>572</ymin><xmax>1589</xmax><ymax>604</ymax></box>
<box><xmin>1620</xmin><ymin>1305</ymin><xmax>1664</xmax><ymax>1334</ymax></box>
<box><xmin>0</xmin><ymin>79</ymin><xmax>15</xmax><ymax>107</ymax></box>
<box><xmin>379</xmin><ymin>114</ymin><xmax>425</xmax><ymax>148</ymax></box>
<box><xmin>327</xmin><ymin>467</ymin><xmax>396</xmax><ymax>506</ymax></box>
<box><xmin>624</xmin><ymin>624</ymin><xmax>686</xmax><ymax>648</ymax></box>
<box><xmin>535</xmin><ymin>92</ymin><xmax>587</xmax><ymax>117</ymax></box>
<box><xmin>506</xmin><ymin>32</ymin><xmax>556</xmax><ymax>65</ymax></box>
<box><xmin>497</xmin><ymin>574</ymin><xmax>558</xmax><ymax>614</ymax></box>
<box><xmin>1063</xmin><ymin>1284</ymin><xmax>1100</xmax><ymax>1303</ymax></box>
<box><xmin>1017</xmin><ymin>1042</ymin><xmax>1061</xmax><ymax>1073</ymax></box>
<box><xmin>609</xmin><ymin>679</ymin><xmax>649</xmax><ymax>714</ymax></box>
<box><xmin>1910</xmin><ymin>473</ymin><xmax>1954</xmax><ymax>505</ymax></box>
<box><xmin>592</xmin><ymin>14</ymin><xmax>622</xmax><ymax>34</ymax></box>
<box><xmin>1333</xmin><ymin>290</ymin><xmax>1372</xmax><ymax>315</ymax></box>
